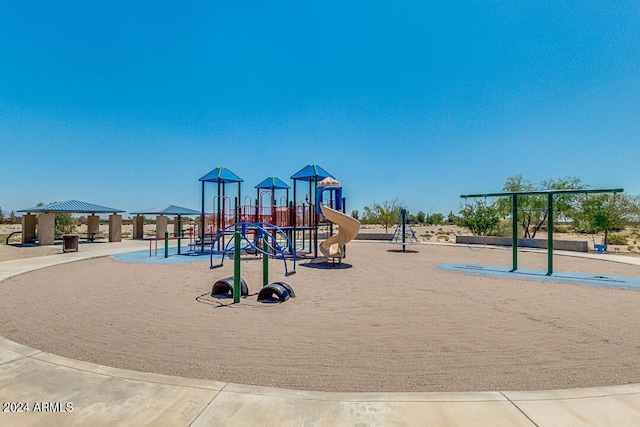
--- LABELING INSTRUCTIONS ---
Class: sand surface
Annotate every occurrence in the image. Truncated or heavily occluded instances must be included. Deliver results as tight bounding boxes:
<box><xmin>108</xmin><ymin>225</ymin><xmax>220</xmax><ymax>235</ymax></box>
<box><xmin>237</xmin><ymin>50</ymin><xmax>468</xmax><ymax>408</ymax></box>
<box><xmin>1</xmin><ymin>242</ymin><xmax>640</xmax><ymax>392</ymax></box>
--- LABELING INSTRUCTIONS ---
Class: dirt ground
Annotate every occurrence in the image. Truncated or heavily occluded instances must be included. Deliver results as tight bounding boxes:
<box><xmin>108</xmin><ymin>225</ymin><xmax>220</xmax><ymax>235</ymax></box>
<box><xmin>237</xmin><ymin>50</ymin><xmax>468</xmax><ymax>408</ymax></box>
<box><xmin>2</xmin><ymin>241</ymin><xmax>640</xmax><ymax>393</ymax></box>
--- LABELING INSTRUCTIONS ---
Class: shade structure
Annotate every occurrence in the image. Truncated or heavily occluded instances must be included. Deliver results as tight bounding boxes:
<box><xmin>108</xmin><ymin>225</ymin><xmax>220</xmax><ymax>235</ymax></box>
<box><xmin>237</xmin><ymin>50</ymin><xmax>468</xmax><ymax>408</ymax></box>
<box><xmin>18</xmin><ymin>200</ymin><xmax>124</xmax><ymax>214</ymax></box>
<box><xmin>255</xmin><ymin>177</ymin><xmax>291</xmax><ymax>190</ymax></box>
<box><xmin>198</xmin><ymin>167</ymin><xmax>243</xmax><ymax>252</ymax></box>
<box><xmin>290</xmin><ymin>165</ymin><xmax>335</xmax><ymax>259</ymax></box>
<box><xmin>290</xmin><ymin>164</ymin><xmax>333</xmax><ymax>182</ymax></box>
<box><xmin>17</xmin><ymin>200</ymin><xmax>125</xmax><ymax>246</ymax></box>
<box><xmin>130</xmin><ymin>205</ymin><xmax>201</xmax><ymax>216</ymax></box>
<box><xmin>199</xmin><ymin>167</ymin><xmax>243</xmax><ymax>183</ymax></box>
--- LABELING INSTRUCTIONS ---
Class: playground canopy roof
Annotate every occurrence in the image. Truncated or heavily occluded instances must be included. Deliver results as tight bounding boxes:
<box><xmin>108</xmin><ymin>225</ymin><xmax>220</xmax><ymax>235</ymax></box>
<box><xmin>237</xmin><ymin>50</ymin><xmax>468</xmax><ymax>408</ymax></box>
<box><xmin>199</xmin><ymin>167</ymin><xmax>243</xmax><ymax>183</ymax></box>
<box><xmin>18</xmin><ymin>200</ymin><xmax>125</xmax><ymax>214</ymax></box>
<box><xmin>130</xmin><ymin>205</ymin><xmax>201</xmax><ymax>216</ymax></box>
<box><xmin>255</xmin><ymin>177</ymin><xmax>290</xmax><ymax>190</ymax></box>
<box><xmin>290</xmin><ymin>164</ymin><xmax>334</xmax><ymax>182</ymax></box>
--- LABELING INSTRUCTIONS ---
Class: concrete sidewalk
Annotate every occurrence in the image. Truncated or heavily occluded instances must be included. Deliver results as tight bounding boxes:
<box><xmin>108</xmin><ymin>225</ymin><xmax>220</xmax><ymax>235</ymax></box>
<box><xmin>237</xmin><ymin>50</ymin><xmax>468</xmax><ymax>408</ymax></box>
<box><xmin>1</xmin><ymin>242</ymin><xmax>640</xmax><ymax>426</ymax></box>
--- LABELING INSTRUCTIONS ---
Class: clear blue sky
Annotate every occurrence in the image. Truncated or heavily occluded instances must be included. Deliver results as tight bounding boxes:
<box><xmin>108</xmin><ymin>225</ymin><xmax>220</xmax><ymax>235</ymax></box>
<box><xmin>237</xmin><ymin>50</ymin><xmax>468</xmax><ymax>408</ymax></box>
<box><xmin>2</xmin><ymin>1</ymin><xmax>639</xmax><ymax>217</ymax></box>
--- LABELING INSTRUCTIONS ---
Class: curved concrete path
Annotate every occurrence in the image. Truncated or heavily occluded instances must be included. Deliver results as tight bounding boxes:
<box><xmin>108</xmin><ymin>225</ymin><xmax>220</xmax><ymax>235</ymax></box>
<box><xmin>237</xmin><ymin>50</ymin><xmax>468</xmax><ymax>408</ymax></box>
<box><xmin>2</xmin><ymin>241</ymin><xmax>640</xmax><ymax>426</ymax></box>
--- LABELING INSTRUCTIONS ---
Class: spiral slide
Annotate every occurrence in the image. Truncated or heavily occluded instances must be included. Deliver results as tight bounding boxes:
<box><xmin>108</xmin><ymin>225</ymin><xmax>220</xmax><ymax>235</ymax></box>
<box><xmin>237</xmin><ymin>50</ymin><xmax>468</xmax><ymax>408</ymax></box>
<box><xmin>319</xmin><ymin>204</ymin><xmax>361</xmax><ymax>258</ymax></box>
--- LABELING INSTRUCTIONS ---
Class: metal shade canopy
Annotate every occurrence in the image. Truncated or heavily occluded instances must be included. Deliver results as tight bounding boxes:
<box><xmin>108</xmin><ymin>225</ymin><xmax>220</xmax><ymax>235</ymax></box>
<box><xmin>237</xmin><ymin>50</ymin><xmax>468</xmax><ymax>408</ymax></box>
<box><xmin>255</xmin><ymin>177</ymin><xmax>291</xmax><ymax>190</ymax></box>
<box><xmin>290</xmin><ymin>164</ymin><xmax>334</xmax><ymax>182</ymax></box>
<box><xmin>18</xmin><ymin>200</ymin><xmax>124</xmax><ymax>214</ymax></box>
<box><xmin>199</xmin><ymin>167</ymin><xmax>243</xmax><ymax>183</ymax></box>
<box><xmin>130</xmin><ymin>205</ymin><xmax>201</xmax><ymax>216</ymax></box>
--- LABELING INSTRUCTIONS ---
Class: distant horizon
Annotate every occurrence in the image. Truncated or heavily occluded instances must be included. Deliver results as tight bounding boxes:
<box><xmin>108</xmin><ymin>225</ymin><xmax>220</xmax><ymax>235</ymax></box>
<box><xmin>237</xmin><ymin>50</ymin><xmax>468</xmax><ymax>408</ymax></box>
<box><xmin>3</xmin><ymin>2</ymin><xmax>638</xmax><ymax>216</ymax></box>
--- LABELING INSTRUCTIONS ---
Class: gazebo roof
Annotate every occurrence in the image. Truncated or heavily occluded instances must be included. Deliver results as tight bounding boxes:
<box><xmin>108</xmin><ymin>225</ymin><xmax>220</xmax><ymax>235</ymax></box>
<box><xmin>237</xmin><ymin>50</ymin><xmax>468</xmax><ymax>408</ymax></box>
<box><xmin>290</xmin><ymin>164</ymin><xmax>334</xmax><ymax>182</ymax></box>
<box><xmin>199</xmin><ymin>167</ymin><xmax>243</xmax><ymax>183</ymax></box>
<box><xmin>18</xmin><ymin>200</ymin><xmax>124</xmax><ymax>214</ymax></box>
<box><xmin>130</xmin><ymin>205</ymin><xmax>201</xmax><ymax>216</ymax></box>
<box><xmin>255</xmin><ymin>177</ymin><xmax>291</xmax><ymax>190</ymax></box>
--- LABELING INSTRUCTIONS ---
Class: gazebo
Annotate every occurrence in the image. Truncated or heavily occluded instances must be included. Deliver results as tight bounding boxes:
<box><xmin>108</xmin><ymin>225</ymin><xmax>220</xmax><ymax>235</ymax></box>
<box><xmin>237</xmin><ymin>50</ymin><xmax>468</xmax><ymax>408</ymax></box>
<box><xmin>18</xmin><ymin>200</ymin><xmax>125</xmax><ymax>246</ymax></box>
<box><xmin>129</xmin><ymin>204</ymin><xmax>201</xmax><ymax>240</ymax></box>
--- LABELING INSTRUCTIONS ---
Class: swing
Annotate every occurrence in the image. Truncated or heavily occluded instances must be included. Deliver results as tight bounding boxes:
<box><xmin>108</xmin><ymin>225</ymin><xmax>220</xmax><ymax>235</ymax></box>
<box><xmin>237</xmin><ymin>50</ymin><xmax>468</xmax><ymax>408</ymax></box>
<box><xmin>463</xmin><ymin>196</ymin><xmax>488</xmax><ymax>252</ymax></box>
<box><xmin>588</xmin><ymin>191</ymin><xmax>617</xmax><ymax>253</ymax></box>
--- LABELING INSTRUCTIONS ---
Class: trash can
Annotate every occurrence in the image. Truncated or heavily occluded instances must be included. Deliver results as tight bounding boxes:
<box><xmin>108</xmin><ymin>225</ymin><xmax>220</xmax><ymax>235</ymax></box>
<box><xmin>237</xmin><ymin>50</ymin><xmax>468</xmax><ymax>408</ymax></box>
<box><xmin>62</xmin><ymin>235</ymin><xmax>79</xmax><ymax>253</ymax></box>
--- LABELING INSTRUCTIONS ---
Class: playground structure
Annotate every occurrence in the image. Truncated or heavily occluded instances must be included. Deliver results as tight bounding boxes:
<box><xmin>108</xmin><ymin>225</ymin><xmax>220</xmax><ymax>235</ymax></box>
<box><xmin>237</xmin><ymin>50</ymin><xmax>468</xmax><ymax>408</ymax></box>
<box><xmin>197</xmin><ymin>165</ymin><xmax>360</xmax><ymax>260</ymax></box>
<box><xmin>389</xmin><ymin>208</ymin><xmax>420</xmax><ymax>252</ymax></box>
<box><xmin>209</xmin><ymin>225</ymin><xmax>296</xmax><ymax>304</ymax></box>
<box><xmin>316</xmin><ymin>177</ymin><xmax>361</xmax><ymax>260</ymax></box>
<box><xmin>208</xmin><ymin>222</ymin><xmax>296</xmax><ymax>277</ymax></box>
<box><xmin>460</xmin><ymin>187</ymin><xmax>624</xmax><ymax>275</ymax></box>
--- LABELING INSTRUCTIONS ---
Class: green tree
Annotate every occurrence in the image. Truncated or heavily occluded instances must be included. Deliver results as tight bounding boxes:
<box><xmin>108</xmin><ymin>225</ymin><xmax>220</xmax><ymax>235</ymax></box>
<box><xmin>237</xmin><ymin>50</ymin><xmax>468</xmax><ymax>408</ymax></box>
<box><xmin>571</xmin><ymin>193</ymin><xmax>630</xmax><ymax>245</ymax></box>
<box><xmin>447</xmin><ymin>210</ymin><xmax>459</xmax><ymax>224</ymax></box>
<box><xmin>351</xmin><ymin>210</ymin><xmax>359</xmax><ymax>220</ymax></box>
<box><xmin>457</xmin><ymin>199</ymin><xmax>500</xmax><ymax>236</ymax></box>
<box><xmin>55</xmin><ymin>212</ymin><xmax>77</xmax><ymax>235</ymax></box>
<box><xmin>9</xmin><ymin>210</ymin><xmax>17</xmax><ymax>224</ymax></box>
<box><xmin>362</xmin><ymin>199</ymin><xmax>403</xmax><ymax>232</ymax></box>
<box><xmin>496</xmin><ymin>175</ymin><xmax>583</xmax><ymax>238</ymax></box>
<box><xmin>37</xmin><ymin>202</ymin><xmax>78</xmax><ymax>235</ymax></box>
<box><xmin>427</xmin><ymin>212</ymin><xmax>445</xmax><ymax>225</ymax></box>
<box><xmin>0</xmin><ymin>207</ymin><xmax>5</xmax><ymax>223</ymax></box>
<box><xmin>415</xmin><ymin>211</ymin><xmax>426</xmax><ymax>224</ymax></box>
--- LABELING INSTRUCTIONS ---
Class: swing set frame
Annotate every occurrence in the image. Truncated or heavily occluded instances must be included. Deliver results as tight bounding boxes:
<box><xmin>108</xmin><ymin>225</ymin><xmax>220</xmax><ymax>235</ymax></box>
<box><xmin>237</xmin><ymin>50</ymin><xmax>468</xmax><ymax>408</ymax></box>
<box><xmin>460</xmin><ymin>188</ymin><xmax>624</xmax><ymax>275</ymax></box>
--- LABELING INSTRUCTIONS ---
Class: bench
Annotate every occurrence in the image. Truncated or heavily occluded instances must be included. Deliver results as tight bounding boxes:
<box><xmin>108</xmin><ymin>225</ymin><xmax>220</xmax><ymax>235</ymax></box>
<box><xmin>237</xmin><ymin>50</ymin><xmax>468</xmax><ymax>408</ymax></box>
<box><xmin>79</xmin><ymin>232</ymin><xmax>104</xmax><ymax>242</ymax></box>
<box><xmin>594</xmin><ymin>244</ymin><xmax>608</xmax><ymax>254</ymax></box>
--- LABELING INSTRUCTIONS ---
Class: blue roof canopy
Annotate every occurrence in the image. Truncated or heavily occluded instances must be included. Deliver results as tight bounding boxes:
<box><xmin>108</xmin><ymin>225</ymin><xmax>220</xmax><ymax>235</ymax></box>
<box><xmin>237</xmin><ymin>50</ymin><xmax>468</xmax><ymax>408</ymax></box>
<box><xmin>18</xmin><ymin>200</ymin><xmax>124</xmax><ymax>214</ymax></box>
<box><xmin>255</xmin><ymin>177</ymin><xmax>291</xmax><ymax>190</ymax></box>
<box><xmin>290</xmin><ymin>165</ymin><xmax>334</xmax><ymax>182</ymax></box>
<box><xmin>199</xmin><ymin>167</ymin><xmax>243</xmax><ymax>183</ymax></box>
<box><xmin>130</xmin><ymin>205</ymin><xmax>201</xmax><ymax>216</ymax></box>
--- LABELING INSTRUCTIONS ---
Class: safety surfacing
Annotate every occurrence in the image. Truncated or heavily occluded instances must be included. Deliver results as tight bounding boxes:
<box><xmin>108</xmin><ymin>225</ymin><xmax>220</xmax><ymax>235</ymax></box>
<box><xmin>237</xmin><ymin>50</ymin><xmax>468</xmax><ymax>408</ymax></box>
<box><xmin>438</xmin><ymin>263</ymin><xmax>640</xmax><ymax>291</ymax></box>
<box><xmin>110</xmin><ymin>247</ymin><xmax>214</xmax><ymax>264</ymax></box>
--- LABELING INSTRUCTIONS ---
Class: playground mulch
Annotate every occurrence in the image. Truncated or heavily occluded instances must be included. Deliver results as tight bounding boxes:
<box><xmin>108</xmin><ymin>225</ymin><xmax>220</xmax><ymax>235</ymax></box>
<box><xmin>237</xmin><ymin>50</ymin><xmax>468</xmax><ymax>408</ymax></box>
<box><xmin>1</xmin><ymin>242</ymin><xmax>640</xmax><ymax>393</ymax></box>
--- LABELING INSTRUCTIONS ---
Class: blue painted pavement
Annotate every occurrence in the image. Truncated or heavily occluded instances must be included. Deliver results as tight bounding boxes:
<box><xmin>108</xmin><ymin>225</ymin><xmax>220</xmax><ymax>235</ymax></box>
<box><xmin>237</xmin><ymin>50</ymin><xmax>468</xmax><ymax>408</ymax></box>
<box><xmin>438</xmin><ymin>263</ymin><xmax>640</xmax><ymax>291</ymax></box>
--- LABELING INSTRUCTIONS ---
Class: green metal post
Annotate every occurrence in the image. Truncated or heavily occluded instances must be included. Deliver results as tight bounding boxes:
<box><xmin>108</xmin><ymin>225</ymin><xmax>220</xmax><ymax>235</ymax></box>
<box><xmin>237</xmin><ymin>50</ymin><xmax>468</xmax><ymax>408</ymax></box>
<box><xmin>164</xmin><ymin>231</ymin><xmax>169</xmax><ymax>258</ymax></box>
<box><xmin>512</xmin><ymin>194</ymin><xmax>518</xmax><ymax>272</ymax></box>
<box><xmin>177</xmin><ymin>215</ymin><xmax>182</xmax><ymax>255</ymax></box>
<box><xmin>547</xmin><ymin>193</ymin><xmax>554</xmax><ymax>276</ymax></box>
<box><xmin>233</xmin><ymin>230</ymin><xmax>241</xmax><ymax>303</ymax></box>
<box><xmin>263</xmin><ymin>237</ymin><xmax>269</xmax><ymax>287</ymax></box>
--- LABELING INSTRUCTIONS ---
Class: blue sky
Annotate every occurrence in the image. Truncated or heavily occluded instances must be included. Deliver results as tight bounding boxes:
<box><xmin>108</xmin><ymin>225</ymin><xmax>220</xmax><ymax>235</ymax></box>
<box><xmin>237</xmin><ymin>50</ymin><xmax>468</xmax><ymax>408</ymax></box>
<box><xmin>2</xmin><ymin>1</ymin><xmax>639</xmax><ymax>217</ymax></box>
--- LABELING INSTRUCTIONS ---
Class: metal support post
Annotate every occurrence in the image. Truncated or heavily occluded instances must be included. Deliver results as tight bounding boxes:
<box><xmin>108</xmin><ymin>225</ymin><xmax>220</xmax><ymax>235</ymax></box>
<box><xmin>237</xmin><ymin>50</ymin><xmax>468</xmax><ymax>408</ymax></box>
<box><xmin>547</xmin><ymin>193</ymin><xmax>554</xmax><ymax>276</ymax></box>
<box><xmin>263</xmin><ymin>237</ymin><xmax>269</xmax><ymax>287</ymax></box>
<box><xmin>402</xmin><ymin>209</ymin><xmax>407</xmax><ymax>253</ymax></box>
<box><xmin>233</xmin><ymin>230</ymin><xmax>241</xmax><ymax>303</ymax></box>
<box><xmin>512</xmin><ymin>194</ymin><xmax>518</xmax><ymax>272</ymax></box>
<box><xmin>164</xmin><ymin>231</ymin><xmax>169</xmax><ymax>259</ymax></box>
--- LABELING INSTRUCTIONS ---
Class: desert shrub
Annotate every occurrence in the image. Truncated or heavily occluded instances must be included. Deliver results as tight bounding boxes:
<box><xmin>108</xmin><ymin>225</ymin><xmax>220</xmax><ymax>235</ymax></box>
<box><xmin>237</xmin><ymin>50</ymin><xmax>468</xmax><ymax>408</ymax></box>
<box><xmin>608</xmin><ymin>234</ymin><xmax>628</xmax><ymax>245</ymax></box>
